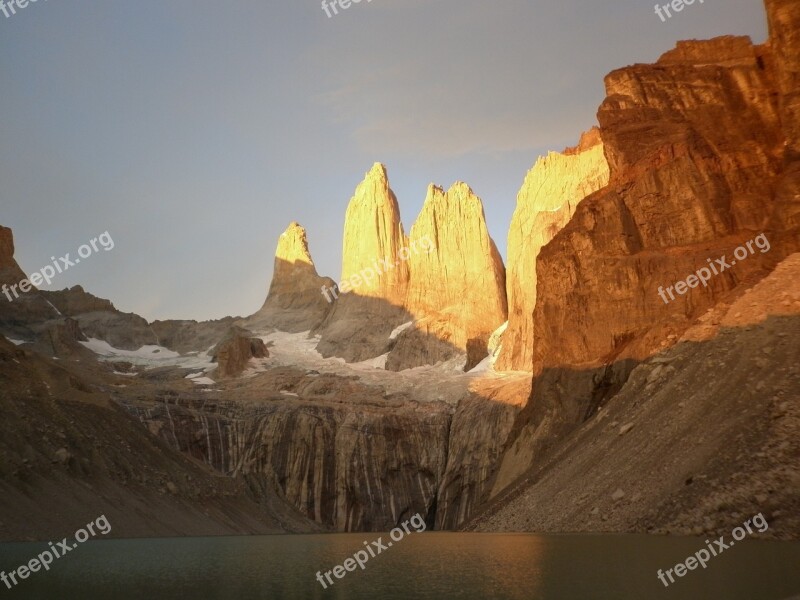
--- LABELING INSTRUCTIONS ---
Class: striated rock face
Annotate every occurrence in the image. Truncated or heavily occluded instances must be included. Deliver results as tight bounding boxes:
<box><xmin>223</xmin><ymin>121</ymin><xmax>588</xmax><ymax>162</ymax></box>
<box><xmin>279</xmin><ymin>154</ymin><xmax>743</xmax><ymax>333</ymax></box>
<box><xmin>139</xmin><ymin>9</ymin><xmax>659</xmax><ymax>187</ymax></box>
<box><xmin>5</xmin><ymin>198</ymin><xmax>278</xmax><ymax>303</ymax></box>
<box><xmin>767</xmin><ymin>0</ymin><xmax>800</xmax><ymax>160</ymax></box>
<box><xmin>125</xmin><ymin>369</ymin><xmax>452</xmax><ymax>531</ymax></box>
<box><xmin>212</xmin><ymin>327</ymin><xmax>269</xmax><ymax>378</ymax></box>
<box><xmin>531</xmin><ymin>32</ymin><xmax>799</xmax><ymax>373</ymax></box>
<box><xmin>387</xmin><ymin>183</ymin><xmax>507</xmax><ymax>371</ymax></box>
<box><xmin>248</xmin><ymin>222</ymin><xmax>335</xmax><ymax>333</ymax></box>
<box><xmin>434</xmin><ymin>378</ymin><xmax>529</xmax><ymax>529</ymax></box>
<box><xmin>496</xmin><ymin>129</ymin><xmax>609</xmax><ymax>372</ymax></box>
<box><xmin>316</xmin><ymin>164</ymin><xmax>412</xmax><ymax>362</ymax></box>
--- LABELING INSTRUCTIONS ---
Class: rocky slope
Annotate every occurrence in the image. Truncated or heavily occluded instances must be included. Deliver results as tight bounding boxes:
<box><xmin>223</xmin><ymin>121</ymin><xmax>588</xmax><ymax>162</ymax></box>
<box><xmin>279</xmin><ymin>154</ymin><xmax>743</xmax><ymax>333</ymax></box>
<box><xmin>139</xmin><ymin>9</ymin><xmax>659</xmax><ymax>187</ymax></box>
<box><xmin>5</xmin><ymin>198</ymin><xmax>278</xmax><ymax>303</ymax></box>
<box><xmin>497</xmin><ymin>128</ymin><xmax>609</xmax><ymax>372</ymax></box>
<box><xmin>467</xmin><ymin>253</ymin><xmax>800</xmax><ymax>539</ymax></box>
<box><xmin>0</xmin><ymin>336</ymin><xmax>318</xmax><ymax>541</ymax></box>
<box><xmin>387</xmin><ymin>183</ymin><xmax>507</xmax><ymax>371</ymax></box>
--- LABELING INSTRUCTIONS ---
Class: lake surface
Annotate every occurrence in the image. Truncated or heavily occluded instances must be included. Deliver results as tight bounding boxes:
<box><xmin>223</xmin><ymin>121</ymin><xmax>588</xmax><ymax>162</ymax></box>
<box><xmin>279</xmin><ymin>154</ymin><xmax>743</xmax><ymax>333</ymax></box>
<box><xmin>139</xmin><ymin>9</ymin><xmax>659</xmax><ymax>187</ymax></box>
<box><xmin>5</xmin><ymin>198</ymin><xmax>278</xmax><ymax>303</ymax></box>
<box><xmin>1</xmin><ymin>533</ymin><xmax>798</xmax><ymax>599</ymax></box>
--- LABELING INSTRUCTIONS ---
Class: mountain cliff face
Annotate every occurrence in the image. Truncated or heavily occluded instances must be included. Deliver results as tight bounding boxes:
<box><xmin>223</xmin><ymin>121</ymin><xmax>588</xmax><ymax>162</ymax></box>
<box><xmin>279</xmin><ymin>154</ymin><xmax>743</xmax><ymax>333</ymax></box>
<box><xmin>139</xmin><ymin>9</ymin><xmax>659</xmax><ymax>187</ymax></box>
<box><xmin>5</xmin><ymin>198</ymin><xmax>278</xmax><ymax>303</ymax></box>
<box><xmin>123</xmin><ymin>368</ymin><xmax>453</xmax><ymax>531</ymax></box>
<box><xmin>247</xmin><ymin>222</ymin><xmax>335</xmax><ymax>333</ymax></box>
<box><xmin>497</xmin><ymin>129</ymin><xmax>609</xmax><ymax>372</ymax></box>
<box><xmin>531</xmin><ymin>32</ymin><xmax>799</xmax><ymax>374</ymax></box>
<box><xmin>387</xmin><ymin>183</ymin><xmax>507</xmax><ymax>371</ymax></box>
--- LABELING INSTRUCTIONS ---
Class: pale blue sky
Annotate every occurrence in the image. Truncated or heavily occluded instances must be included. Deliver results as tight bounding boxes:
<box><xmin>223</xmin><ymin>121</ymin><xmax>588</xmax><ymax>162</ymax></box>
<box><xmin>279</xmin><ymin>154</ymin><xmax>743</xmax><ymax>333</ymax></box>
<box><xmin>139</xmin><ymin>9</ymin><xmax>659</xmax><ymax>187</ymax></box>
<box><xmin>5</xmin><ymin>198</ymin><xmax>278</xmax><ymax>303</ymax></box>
<box><xmin>0</xmin><ymin>0</ymin><xmax>768</xmax><ymax>320</ymax></box>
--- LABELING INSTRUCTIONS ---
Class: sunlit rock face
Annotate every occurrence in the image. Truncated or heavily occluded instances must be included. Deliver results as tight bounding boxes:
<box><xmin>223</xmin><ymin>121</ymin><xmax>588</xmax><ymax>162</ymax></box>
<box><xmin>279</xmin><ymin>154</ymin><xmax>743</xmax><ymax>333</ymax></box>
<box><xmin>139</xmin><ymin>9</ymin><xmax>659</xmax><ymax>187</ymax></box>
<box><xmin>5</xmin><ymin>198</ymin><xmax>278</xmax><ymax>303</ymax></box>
<box><xmin>387</xmin><ymin>183</ymin><xmax>507</xmax><ymax>371</ymax></box>
<box><xmin>496</xmin><ymin>129</ymin><xmax>609</xmax><ymax>372</ymax></box>
<box><xmin>248</xmin><ymin>222</ymin><xmax>335</xmax><ymax>333</ymax></box>
<box><xmin>316</xmin><ymin>164</ymin><xmax>412</xmax><ymax>362</ymax></box>
<box><xmin>531</xmin><ymin>31</ymin><xmax>800</xmax><ymax>373</ymax></box>
<box><xmin>341</xmin><ymin>163</ymin><xmax>410</xmax><ymax>302</ymax></box>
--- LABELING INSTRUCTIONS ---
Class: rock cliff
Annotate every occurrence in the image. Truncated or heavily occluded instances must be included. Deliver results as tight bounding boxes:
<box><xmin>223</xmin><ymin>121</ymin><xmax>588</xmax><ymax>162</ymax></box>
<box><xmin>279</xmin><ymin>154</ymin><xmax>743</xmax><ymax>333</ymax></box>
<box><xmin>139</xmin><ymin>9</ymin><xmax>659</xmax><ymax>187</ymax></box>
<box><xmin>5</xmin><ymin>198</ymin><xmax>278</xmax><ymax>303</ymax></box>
<box><xmin>124</xmin><ymin>367</ymin><xmax>452</xmax><ymax>531</ymax></box>
<box><xmin>496</xmin><ymin>129</ymin><xmax>609</xmax><ymax>372</ymax></box>
<box><xmin>532</xmin><ymin>32</ymin><xmax>798</xmax><ymax>373</ymax></box>
<box><xmin>387</xmin><ymin>183</ymin><xmax>507</xmax><ymax>371</ymax></box>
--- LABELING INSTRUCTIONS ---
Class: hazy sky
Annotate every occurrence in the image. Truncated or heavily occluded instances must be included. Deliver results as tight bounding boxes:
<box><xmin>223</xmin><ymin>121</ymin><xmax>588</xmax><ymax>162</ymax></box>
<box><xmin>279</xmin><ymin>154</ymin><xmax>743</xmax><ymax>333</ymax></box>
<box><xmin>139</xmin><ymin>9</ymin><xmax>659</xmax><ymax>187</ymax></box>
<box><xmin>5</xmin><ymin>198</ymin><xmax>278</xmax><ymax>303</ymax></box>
<box><xmin>0</xmin><ymin>0</ymin><xmax>768</xmax><ymax>321</ymax></box>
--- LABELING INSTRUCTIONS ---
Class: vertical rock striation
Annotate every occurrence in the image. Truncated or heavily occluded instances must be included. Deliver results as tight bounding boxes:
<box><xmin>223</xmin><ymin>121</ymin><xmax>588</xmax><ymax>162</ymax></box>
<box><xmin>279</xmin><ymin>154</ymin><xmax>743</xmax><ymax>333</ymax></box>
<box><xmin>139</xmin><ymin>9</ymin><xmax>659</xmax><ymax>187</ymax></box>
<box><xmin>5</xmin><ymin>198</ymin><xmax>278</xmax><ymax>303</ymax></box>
<box><xmin>496</xmin><ymin>129</ymin><xmax>609</xmax><ymax>372</ymax></box>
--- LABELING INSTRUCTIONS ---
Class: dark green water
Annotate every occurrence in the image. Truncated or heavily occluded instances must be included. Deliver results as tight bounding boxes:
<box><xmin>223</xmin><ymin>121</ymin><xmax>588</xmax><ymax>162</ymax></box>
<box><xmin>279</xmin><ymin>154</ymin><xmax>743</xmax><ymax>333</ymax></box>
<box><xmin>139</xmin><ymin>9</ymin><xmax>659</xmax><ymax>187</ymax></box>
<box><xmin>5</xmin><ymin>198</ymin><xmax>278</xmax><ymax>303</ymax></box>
<box><xmin>0</xmin><ymin>533</ymin><xmax>798</xmax><ymax>599</ymax></box>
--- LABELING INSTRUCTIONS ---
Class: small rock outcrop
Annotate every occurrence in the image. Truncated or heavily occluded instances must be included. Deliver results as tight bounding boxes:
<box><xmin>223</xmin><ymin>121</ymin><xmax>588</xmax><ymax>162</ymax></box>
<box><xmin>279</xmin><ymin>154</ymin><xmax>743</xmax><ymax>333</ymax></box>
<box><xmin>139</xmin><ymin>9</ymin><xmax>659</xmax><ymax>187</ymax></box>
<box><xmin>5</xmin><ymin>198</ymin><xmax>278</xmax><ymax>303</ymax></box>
<box><xmin>247</xmin><ymin>222</ymin><xmax>335</xmax><ymax>333</ymax></box>
<box><xmin>496</xmin><ymin>129</ymin><xmax>609</xmax><ymax>372</ymax></box>
<box><xmin>212</xmin><ymin>327</ymin><xmax>269</xmax><ymax>378</ymax></box>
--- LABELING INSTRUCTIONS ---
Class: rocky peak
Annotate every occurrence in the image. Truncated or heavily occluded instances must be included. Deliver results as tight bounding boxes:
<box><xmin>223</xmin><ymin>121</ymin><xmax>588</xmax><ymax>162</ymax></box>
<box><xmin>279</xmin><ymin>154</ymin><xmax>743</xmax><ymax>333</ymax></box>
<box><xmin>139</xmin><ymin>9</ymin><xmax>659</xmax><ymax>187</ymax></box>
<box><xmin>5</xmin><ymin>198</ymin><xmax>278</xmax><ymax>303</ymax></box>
<box><xmin>272</xmin><ymin>222</ymin><xmax>320</xmax><ymax>282</ymax></box>
<box><xmin>0</xmin><ymin>226</ymin><xmax>15</xmax><ymax>269</ymax></box>
<box><xmin>387</xmin><ymin>181</ymin><xmax>506</xmax><ymax>371</ymax></box>
<box><xmin>341</xmin><ymin>162</ymin><xmax>409</xmax><ymax>301</ymax></box>
<box><xmin>246</xmin><ymin>222</ymin><xmax>334</xmax><ymax>333</ymax></box>
<box><xmin>657</xmin><ymin>36</ymin><xmax>760</xmax><ymax>67</ymax></box>
<box><xmin>0</xmin><ymin>225</ymin><xmax>26</xmax><ymax>283</ymax></box>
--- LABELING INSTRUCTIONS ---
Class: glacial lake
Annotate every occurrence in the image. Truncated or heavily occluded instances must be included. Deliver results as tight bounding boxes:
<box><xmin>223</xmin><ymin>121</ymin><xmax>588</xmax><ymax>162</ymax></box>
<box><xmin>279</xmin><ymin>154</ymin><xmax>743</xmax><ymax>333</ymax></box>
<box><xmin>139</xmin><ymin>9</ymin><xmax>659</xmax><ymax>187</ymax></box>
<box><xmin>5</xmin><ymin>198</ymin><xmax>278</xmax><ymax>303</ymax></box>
<box><xmin>1</xmin><ymin>533</ymin><xmax>798</xmax><ymax>599</ymax></box>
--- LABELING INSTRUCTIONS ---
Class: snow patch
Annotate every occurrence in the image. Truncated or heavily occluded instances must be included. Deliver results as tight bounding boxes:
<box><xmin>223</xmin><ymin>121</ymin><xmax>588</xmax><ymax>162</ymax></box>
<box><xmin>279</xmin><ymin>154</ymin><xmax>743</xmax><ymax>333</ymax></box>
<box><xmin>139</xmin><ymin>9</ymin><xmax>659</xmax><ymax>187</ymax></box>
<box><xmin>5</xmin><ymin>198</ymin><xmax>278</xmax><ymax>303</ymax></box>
<box><xmin>389</xmin><ymin>321</ymin><xmax>414</xmax><ymax>341</ymax></box>
<box><xmin>79</xmin><ymin>338</ymin><xmax>214</xmax><ymax>370</ymax></box>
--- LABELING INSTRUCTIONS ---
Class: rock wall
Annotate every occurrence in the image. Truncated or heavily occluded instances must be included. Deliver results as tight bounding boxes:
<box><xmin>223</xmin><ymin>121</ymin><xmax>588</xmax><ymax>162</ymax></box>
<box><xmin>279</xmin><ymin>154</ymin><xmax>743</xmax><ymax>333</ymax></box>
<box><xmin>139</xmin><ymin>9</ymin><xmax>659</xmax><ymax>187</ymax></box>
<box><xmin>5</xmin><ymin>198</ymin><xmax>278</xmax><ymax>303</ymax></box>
<box><xmin>497</xmin><ymin>129</ymin><xmax>609</xmax><ymax>372</ymax></box>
